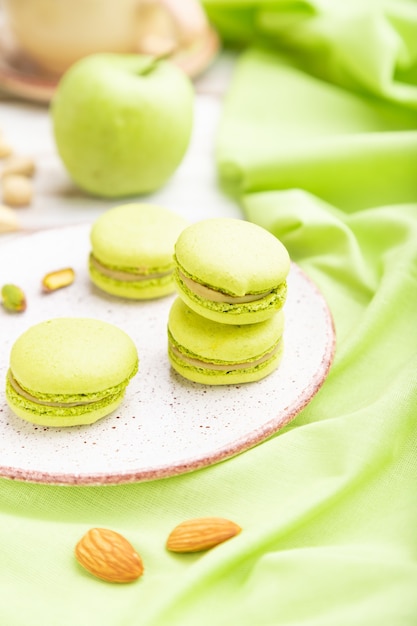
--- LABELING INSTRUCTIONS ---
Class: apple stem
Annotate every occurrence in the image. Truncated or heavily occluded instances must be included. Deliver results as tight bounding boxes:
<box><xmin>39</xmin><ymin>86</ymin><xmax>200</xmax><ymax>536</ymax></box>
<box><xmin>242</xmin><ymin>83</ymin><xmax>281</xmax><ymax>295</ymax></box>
<box><xmin>139</xmin><ymin>53</ymin><xmax>171</xmax><ymax>76</ymax></box>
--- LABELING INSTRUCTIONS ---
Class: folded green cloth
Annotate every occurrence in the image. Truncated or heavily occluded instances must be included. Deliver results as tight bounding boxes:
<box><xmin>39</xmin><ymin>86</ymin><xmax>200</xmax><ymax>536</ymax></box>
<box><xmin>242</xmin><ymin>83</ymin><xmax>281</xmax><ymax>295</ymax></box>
<box><xmin>204</xmin><ymin>0</ymin><xmax>417</xmax><ymax>107</ymax></box>
<box><xmin>217</xmin><ymin>47</ymin><xmax>417</xmax><ymax>210</ymax></box>
<box><xmin>1</xmin><ymin>2</ymin><xmax>417</xmax><ymax>625</ymax></box>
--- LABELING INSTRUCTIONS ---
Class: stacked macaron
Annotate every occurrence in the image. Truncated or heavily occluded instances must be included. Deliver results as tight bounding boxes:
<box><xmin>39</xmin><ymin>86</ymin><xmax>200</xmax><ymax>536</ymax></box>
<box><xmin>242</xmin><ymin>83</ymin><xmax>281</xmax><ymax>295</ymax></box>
<box><xmin>167</xmin><ymin>218</ymin><xmax>290</xmax><ymax>385</ymax></box>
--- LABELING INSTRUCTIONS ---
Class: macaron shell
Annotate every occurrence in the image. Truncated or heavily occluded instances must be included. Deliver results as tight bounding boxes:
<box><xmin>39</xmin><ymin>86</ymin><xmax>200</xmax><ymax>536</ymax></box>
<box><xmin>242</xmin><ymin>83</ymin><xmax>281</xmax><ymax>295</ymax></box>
<box><xmin>168</xmin><ymin>297</ymin><xmax>285</xmax><ymax>363</ymax></box>
<box><xmin>174</xmin><ymin>274</ymin><xmax>287</xmax><ymax>325</ymax></box>
<box><xmin>89</xmin><ymin>260</ymin><xmax>176</xmax><ymax>300</ymax></box>
<box><xmin>90</xmin><ymin>203</ymin><xmax>189</xmax><ymax>269</ymax></box>
<box><xmin>174</xmin><ymin>218</ymin><xmax>290</xmax><ymax>296</ymax></box>
<box><xmin>9</xmin><ymin>318</ymin><xmax>138</xmax><ymax>395</ymax></box>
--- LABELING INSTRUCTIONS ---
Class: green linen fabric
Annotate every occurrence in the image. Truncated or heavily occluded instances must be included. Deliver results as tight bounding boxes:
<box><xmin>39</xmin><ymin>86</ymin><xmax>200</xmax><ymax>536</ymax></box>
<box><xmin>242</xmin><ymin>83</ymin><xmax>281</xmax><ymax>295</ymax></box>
<box><xmin>1</xmin><ymin>2</ymin><xmax>417</xmax><ymax>625</ymax></box>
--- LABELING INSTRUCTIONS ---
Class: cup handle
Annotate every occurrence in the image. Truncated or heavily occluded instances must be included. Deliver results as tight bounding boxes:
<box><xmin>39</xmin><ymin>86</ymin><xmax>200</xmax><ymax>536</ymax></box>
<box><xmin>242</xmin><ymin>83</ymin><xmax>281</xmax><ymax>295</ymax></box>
<box><xmin>136</xmin><ymin>0</ymin><xmax>209</xmax><ymax>57</ymax></box>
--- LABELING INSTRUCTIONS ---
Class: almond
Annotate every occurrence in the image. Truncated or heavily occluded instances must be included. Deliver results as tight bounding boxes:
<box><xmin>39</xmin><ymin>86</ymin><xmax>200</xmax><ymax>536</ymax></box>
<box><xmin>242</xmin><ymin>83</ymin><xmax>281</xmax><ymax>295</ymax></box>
<box><xmin>2</xmin><ymin>174</ymin><xmax>33</xmax><ymax>207</ymax></box>
<box><xmin>0</xmin><ymin>140</ymin><xmax>12</xmax><ymax>159</ymax></box>
<box><xmin>1</xmin><ymin>155</ymin><xmax>36</xmax><ymax>178</ymax></box>
<box><xmin>0</xmin><ymin>204</ymin><xmax>20</xmax><ymax>233</ymax></box>
<box><xmin>75</xmin><ymin>527</ymin><xmax>144</xmax><ymax>583</ymax></box>
<box><xmin>166</xmin><ymin>516</ymin><xmax>241</xmax><ymax>553</ymax></box>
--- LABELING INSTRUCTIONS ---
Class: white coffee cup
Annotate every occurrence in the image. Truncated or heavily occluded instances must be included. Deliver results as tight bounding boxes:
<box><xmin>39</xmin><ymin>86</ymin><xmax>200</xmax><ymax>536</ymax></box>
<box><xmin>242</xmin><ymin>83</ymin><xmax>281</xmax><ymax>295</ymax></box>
<box><xmin>1</xmin><ymin>0</ymin><xmax>209</xmax><ymax>76</ymax></box>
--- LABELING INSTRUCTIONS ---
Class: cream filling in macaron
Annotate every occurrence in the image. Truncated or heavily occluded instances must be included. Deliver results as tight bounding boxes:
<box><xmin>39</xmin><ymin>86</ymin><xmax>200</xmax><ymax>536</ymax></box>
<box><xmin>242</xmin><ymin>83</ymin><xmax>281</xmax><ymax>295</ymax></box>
<box><xmin>8</xmin><ymin>371</ymin><xmax>113</xmax><ymax>408</ymax></box>
<box><xmin>90</xmin><ymin>254</ymin><xmax>173</xmax><ymax>282</ymax></box>
<box><xmin>178</xmin><ymin>271</ymin><xmax>274</xmax><ymax>304</ymax></box>
<box><xmin>169</xmin><ymin>340</ymin><xmax>282</xmax><ymax>371</ymax></box>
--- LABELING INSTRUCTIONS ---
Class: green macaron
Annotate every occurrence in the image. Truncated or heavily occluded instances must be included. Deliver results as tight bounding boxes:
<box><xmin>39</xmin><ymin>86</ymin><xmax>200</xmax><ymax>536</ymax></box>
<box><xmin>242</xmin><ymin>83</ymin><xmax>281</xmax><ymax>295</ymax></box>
<box><xmin>174</xmin><ymin>218</ymin><xmax>290</xmax><ymax>324</ymax></box>
<box><xmin>89</xmin><ymin>203</ymin><xmax>189</xmax><ymax>299</ymax></box>
<box><xmin>5</xmin><ymin>317</ymin><xmax>138</xmax><ymax>427</ymax></box>
<box><xmin>168</xmin><ymin>297</ymin><xmax>285</xmax><ymax>385</ymax></box>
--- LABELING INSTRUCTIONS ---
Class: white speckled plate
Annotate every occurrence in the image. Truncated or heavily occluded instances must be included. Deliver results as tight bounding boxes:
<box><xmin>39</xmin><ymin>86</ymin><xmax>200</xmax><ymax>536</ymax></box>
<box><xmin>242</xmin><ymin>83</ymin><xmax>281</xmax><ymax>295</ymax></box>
<box><xmin>0</xmin><ymin>224</ymin><xmax>335</xmax><ymax>485</ymax></box>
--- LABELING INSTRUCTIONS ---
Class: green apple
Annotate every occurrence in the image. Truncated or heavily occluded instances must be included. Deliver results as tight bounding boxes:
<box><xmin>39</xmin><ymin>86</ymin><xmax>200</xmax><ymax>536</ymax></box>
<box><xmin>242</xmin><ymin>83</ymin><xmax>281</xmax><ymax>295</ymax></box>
<box><xmin>51</xmin><ymin>53</ymin><xmax>194</xmax><ymax>198</ymax></box>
